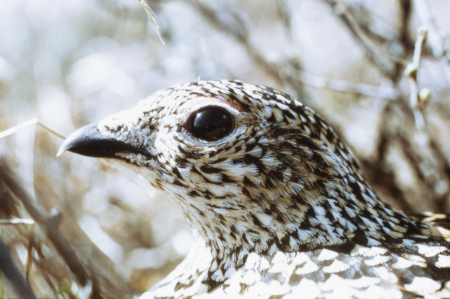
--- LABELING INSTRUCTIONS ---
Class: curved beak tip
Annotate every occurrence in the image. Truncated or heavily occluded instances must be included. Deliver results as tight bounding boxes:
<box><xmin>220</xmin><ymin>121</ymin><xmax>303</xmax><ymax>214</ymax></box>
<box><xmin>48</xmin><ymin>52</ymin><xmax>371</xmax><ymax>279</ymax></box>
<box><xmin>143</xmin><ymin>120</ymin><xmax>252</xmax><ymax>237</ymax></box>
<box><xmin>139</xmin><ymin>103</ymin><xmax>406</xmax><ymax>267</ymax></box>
<box><xmin>55</xmin><ymin>122</ymin><xmax>148</xmax><ymax>159</ymax></box>
<box><xmin>56</xmin><ymin>123</ymin><xmax>101</xmax><ymax>158</ymax></box>
<box><xmin>57</xmin><ymin>136</ymin><xmax>75</xmax><ymax>157</ymax></box>
<box><xmin>56</xmin><ymin>145</ymin><xmax>66</xmax><ymax>158</ymax></box>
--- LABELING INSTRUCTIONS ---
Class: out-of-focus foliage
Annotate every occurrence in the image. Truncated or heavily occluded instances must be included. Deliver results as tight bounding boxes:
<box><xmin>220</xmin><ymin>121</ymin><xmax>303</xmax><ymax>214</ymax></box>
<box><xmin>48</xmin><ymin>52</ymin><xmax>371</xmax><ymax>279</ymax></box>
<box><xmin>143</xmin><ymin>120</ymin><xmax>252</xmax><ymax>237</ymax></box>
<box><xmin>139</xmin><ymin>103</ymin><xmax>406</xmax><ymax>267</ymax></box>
<box><xmin>0</xmin><ymin>0</ymin><xmax>449</xmax><ymax>298</ymax></box>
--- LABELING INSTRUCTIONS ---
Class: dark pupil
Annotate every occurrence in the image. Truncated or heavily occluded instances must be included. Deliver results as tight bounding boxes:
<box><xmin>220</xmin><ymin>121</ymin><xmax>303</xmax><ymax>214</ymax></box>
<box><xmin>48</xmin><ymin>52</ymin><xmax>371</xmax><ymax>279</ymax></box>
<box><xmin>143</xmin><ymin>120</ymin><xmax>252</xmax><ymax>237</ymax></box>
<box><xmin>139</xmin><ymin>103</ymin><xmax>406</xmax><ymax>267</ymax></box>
<box><xmin>190</xmin><ymin>108</ymin><xmax>233</xmax><ymax>141</ymax></box>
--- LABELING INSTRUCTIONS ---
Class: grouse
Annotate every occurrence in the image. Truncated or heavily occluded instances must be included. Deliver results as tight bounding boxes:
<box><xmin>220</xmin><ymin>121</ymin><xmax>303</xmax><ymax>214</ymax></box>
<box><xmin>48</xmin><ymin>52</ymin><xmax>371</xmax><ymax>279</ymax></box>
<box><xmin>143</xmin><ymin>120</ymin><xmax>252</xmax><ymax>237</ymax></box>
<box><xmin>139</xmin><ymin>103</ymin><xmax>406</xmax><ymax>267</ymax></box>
<box><xmin>58</xmin><ymin>80</ymin><xmax>450</xmax><ymax>299</ymax></box>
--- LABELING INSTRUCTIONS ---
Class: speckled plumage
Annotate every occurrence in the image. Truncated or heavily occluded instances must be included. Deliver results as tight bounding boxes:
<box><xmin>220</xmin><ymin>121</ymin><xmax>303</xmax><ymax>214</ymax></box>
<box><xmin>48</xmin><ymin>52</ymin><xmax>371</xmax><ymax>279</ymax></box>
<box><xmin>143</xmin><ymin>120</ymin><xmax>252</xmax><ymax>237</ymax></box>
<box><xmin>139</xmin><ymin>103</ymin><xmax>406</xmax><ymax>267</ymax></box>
<box><xmin>60</xmin><ymin>80</ymin><xmax>450</xmax><ymax>299</ymax></box>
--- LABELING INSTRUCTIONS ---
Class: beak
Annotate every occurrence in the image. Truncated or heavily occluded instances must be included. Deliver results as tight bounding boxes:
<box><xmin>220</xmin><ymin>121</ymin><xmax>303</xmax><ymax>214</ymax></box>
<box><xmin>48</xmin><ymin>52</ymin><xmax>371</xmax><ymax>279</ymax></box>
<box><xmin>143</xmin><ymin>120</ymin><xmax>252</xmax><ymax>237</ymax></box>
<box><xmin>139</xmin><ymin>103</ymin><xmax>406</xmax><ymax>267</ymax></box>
<box><xmin>57</xmin><ymin>123</ymin><xmax>149</xmax><ymax>159</ymax></box>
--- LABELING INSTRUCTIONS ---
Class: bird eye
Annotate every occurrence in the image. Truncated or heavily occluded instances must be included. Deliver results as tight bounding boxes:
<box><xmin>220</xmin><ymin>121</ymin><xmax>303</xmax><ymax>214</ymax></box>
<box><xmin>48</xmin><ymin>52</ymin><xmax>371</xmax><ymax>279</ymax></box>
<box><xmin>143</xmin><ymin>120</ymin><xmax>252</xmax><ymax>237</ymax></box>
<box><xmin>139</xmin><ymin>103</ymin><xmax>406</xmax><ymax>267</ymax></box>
<box><xmin>188</xmin><ymin>107</ymin><xmax>234</xmax><ymax>141</ymax></box>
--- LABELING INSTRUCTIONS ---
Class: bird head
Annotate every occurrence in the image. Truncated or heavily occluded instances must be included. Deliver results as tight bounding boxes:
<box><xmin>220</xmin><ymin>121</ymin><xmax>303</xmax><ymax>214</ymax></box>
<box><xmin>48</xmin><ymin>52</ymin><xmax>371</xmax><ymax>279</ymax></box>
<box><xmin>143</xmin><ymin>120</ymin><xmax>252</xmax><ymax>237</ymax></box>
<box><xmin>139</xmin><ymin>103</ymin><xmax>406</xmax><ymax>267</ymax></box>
<box><xmin>59</xmin><ymin>80</ymin><xmax>379</xmax><ymax>253</ymax></box>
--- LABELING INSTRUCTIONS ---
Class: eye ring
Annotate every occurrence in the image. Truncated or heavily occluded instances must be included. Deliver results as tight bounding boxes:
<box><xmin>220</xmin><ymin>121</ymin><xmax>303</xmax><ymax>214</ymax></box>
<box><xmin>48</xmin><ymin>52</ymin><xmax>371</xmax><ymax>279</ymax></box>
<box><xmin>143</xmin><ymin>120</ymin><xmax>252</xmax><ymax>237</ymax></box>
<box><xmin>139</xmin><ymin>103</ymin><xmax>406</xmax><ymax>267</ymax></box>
<box><xmin>186</xmin><ymin>106</ymin><xmax>234</xmax><ymax>141</ymax></box>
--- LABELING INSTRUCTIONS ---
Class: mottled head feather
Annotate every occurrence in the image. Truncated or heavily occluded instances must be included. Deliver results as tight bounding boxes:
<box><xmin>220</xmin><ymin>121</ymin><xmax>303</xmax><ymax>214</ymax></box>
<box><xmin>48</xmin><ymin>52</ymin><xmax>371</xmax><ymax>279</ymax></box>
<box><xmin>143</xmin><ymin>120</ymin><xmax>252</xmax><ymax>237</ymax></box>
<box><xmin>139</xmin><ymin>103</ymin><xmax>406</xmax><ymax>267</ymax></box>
<box><xmin>64</xmin><ymin>80</ymin><xmax>450</xmax><ymax>298</ymax></box>
<box><xmin>96</xmin><ymin>81</ymin><xmax>437</xmax><ymax>255</ymax></box>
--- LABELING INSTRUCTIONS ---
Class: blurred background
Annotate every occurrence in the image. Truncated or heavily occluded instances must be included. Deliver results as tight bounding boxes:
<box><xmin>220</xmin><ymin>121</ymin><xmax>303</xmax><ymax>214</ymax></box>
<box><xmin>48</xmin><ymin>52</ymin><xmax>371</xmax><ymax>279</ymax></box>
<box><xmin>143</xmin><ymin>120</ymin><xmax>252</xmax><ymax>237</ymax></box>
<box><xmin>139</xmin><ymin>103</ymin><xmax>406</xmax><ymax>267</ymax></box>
<box><xmin>0</xmin><ymin>0</ymin><xmax>449</xmax><ymax>298</ymax></box>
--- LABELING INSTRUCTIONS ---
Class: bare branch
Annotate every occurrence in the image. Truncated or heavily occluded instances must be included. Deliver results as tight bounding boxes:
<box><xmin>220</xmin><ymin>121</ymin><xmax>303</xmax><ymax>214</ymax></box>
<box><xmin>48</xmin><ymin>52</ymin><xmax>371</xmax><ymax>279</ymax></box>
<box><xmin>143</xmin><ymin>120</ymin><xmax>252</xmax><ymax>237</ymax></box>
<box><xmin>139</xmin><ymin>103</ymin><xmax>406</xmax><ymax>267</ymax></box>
<box><xmin>293</xmin><ymin>71</ymin><xmax>400</xmax><ymax>100</ymax></box>
<box><xmin>0</xmin><ymin>218</ymin><xmax>35</xmax><ymax>225</ymax></box>
<box><xmin>0</xmin><ymin>160</ymin><xmax>90</xmax><ymax>287</ymax></box>
<box><xmin>0</xmin><ymin>118</ymin><xmax>66</xmax><ymax>140</ymax></box>
<box><xmin>414</xmin><ymin>0</ymin><xmax>445</xmax><ymax>57</ymax></box>
<box><xmin>404</xmin><ymin>27</ymin><xmax>427</xmax><ymax>130</ymax></box>
<box><xmin>139</xmin><ymin>0</ymin><xmax>165</xmax><ymax>45</ymax></box>
<box><xmin>320</xmin><ymin>0</ymin><xmax>396</xmax><ymax>78</ymax></box>
<box><xmin>414</xmin><ymin>0</ymin><xmax>450</xmax><ymax>88</ymax></box>
<box><xmin>187</xmin><ymin>0</ymin><xmax>399</xmax><ymax>100</ymax></box>
<box><xmin>0</xmin><ymin>237</ymin><xmax>36</xmax><ymax>299</ymax></box>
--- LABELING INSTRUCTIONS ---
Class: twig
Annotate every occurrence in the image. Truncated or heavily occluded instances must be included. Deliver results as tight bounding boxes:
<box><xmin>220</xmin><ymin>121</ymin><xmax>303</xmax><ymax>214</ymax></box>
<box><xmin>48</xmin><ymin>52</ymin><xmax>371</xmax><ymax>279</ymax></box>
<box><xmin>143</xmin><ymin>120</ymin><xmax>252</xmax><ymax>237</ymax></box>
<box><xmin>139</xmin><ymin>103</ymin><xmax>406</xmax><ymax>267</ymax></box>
<box><xmin>187</xmin><ymin>0</ymin><xmax>399</xmax><ymax>100</ymax></box>
<box><xmin>320</xmin><ymin>0</ymin><xmax>396</xmax><ymax>79</ymax></box>
<box><xmin>0</xmin><ymin>159</ymin><xmax>90</xmax><ymax>286</ymax></box>
<box><xmin>293</xmin><ymin>71</ymin><xmax>400</xmax><ymax>100</ymax></box>
<box><xmin>400</xmin><ymin>28</ymin><xmax>450</xmax><ymax>208</ymax></box>
<box><xmin>404</xmin><ymin>27</ymin><xmax>428</xmax><ymax>130</ymax></box>
<box><xmin>0</xmin><ymin>118</ymin><xmax>65</xmax><ymax>140</ymax></box>
<box><xmin>186</xmin><ymin>0</ymin><xmax>305</xmax><ymax>99</ymax></box>
<box><xmin>0</xmin><ymin>119</ymin><xmax>150</xmax><ymax>205</ymax></box>
<box><xmin>365</xmin><ymin>102</ymin><xmax>415</xmax><ymax>212</ymax></box>
<box><xmin>139</xmin><ymin>0</ymin><xmax>165</xmax><ymax>45</ymax></box>
<box><xmin>0</xmin><ymin>218</ymin><xmax>35</xmax><ymax>225</ymax></box>
<box><xmin>25</xmin><ymin>229</ymin><xmax>35</xmax><ymax>283</ymax></box>
<box><xmin>0</xmin><ymin>237</ymin><xmax>36</xmax><ymax>299</ymax></box>
<box><xmin>395</xmin><ymin>0</ymin><xmax>413</xmax><ymax>81</ymax></box>
<box><xmin>30</xmin><ymin>248</ymin><xmax>58</xmax><ymax>294</ymax></box>
<box><xmin>414</xmin><ymin>0</ymin><xmax>444</xmax><ymax>57</ymax></box>
<box><xmin>414</xmin><ymin>0</ymin><xmax>450</xmax><ymax>88</ymax></box>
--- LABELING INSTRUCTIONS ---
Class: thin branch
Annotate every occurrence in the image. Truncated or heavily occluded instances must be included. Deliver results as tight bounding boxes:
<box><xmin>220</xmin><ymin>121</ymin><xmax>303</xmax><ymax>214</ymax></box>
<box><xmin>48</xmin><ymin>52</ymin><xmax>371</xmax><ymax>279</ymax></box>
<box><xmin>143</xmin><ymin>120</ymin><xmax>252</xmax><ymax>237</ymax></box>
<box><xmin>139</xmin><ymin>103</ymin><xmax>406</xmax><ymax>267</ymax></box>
<box><xmin>187</xmin><ymin>0</ymin><xmax>399</xmax><ymax>100</ymax></box>
<box><xmin>414</xmin><ymin>0</ymin><xmax>450</xmax><ymax>88</ymax></box>
<box><xmin>364</xmin><ymin>102</ymin><xmax>415</xmax><ymax>212</ymax></box>
<box><xmin>30</xmin><ymin>247</ymin><xmax>58</xmax><ymax>294</ymax></box>
<box><xmin>139</xmin><ymin>0</ymin><xmax>165</xmax><ymax>45</ymax></box>
<box><xmin>414</xmin><ymin>0</ymin><xmax>444</xmax><ymax>57</ymax></box>
<box><xmin>0</xmin><ymin>160</ymin><xmax>90</xmax><ymax>287</ymax></box>
<box><xmin>25</xmin><ymin>228</ymin><xmax>35</xmax><ymax>283</ymax></box>
<box><xmin>0</xmin><ymin>237</ymin><xmax>36</xmax><ymax>299</ymax></box>
<box><xmin>293</xmin><ymin>71</ymin><xmax>400</xmax><ymax>99</ymax></box>
<box><xmin>0</xmin><ymin>218</ymin><xmax>35</xmax><ymax>225</ymax></box>
<box><xmin>0</xmin><ymin>118</ymin><xmax>66</xmax><ymax>140</ymax></box>
<box><xmin>0</xmin><ymin>119</ymin><xmax>150</xmax><ymax>204</ymax></box>
<box><xmin>404</xmin><ymin>27</ymin><xmax>427</xmax><ymax>130</ymax></box>
<box><xmin>320</xmin><ymin>0</ymin><xmax>396</xmax><ymax>78</ymax></box>
<box><xmin>395</xmin><ymin>0</ymin><xmax>413</xmax><ymax>81</ymax></box>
